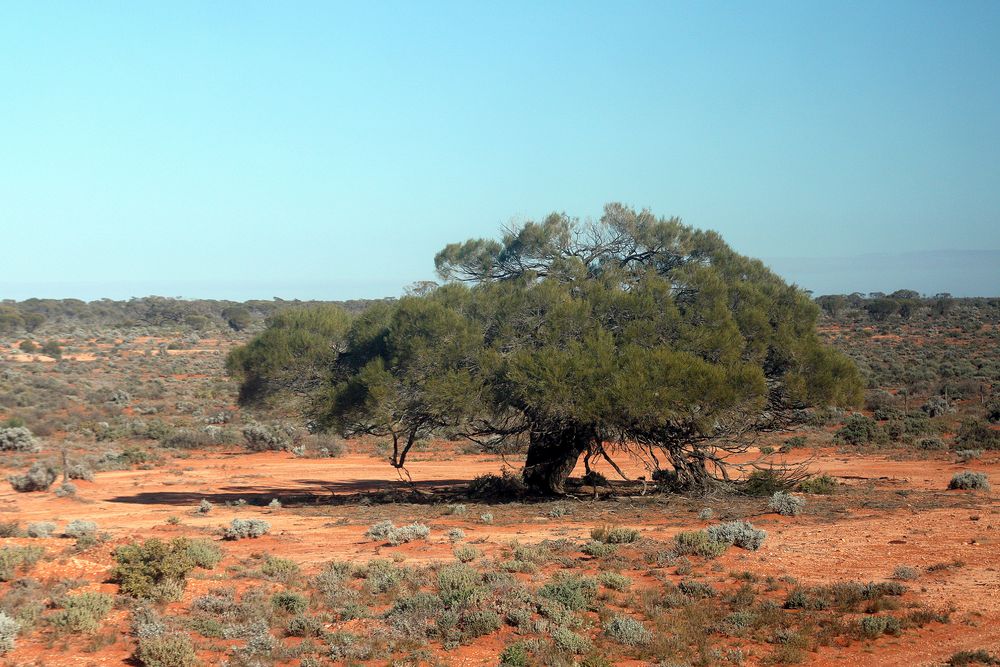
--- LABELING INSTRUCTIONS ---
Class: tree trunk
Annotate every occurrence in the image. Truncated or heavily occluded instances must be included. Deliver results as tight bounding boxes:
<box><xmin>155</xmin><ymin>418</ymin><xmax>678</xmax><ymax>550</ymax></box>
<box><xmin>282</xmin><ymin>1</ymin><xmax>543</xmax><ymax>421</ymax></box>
<box><xmin>522</xmin><ymin>426</ymin><xmax>593</xmax><ymax>495</ymax></box>
<box><xmin>667</xmin><ymin>447</ymin><xmax>717</xmax><ymax>494</ymax></box>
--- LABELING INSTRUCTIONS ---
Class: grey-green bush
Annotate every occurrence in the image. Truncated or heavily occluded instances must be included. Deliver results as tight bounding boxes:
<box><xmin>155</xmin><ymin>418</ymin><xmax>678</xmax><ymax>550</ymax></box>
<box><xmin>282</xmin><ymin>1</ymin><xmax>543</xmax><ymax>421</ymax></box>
<box><xmin>948</xmin><ymin>472</ymin><xmax>990</xmax><ymax>491</ymax></box>
<box><xmin>0</xmin><ymin>611</ymin><xmax>19</xmax><ymax>654</ymax></box>
<box><xmin>706</xmin><ymin>521</ymin><xmax>767</xmax><ymax>550</ymax></box>
<box><xmin>27</xmin><ymin>521</ymin><xmax>56</xmax><ymax>538</ymax></box>
<box><xmin>223</xmin><ymin>518</ymin><xmax>270</xmax><ymax>540</ymax></box>
<box><xmin>8</xmin><ymin>462</ymin><xmax>58</xmax><ymax>492</ymax></box>
<box><xmin>0</xmin><ymin>426</ymin><xmax>39</xmax><ymax>452</ymax></box>
<box><xmin>603</xmin><ymin>615</ymin><xmax>653</xmax><ymax>646</ymax></box>
<box><xmin>768</xmin><ymin>491</ymin><xmax>805</xmax><ymax>516</ymax></box>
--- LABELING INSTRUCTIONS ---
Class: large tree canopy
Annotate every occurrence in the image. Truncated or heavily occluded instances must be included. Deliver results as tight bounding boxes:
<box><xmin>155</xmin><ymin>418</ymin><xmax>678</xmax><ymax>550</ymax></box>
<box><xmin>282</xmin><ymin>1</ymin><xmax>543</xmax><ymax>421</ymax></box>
<box><xmin>232</xmin><ymin>204</ymin><xmax>862</xmax><ymax>494</ymax></box>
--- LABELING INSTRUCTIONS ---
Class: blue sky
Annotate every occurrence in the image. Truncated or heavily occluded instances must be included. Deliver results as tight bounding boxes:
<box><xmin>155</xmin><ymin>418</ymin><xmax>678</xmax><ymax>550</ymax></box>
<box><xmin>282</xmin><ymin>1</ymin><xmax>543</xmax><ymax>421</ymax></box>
<box><xmin>2</xmin><ymin>1</ymin><xmax>998</xmax><ymax>300</ymax></box>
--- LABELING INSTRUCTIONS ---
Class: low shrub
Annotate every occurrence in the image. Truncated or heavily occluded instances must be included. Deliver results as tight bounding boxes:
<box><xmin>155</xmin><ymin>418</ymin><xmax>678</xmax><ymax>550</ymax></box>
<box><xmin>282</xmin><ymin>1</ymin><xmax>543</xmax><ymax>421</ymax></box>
<box><xmin>798</xmin><ymin>474</ymin><xmax>837</xmax><ymax>494</ymax></box>
<box><xmin>892</xmin><ymin>566</ymin><xmax>919</xmax><ymax>581</ymax></box>
<box><xmin>185</xmin><ymin>539</ymin><xmax>223</xmax><ymax>569</ymax></box>
<box><xmin>603</xmin><ymin>615</ymin><xmax>653</xmax><ymax>646</ymax></box>
<box><xmin>768</xmin><ymin>491</ymin><xmax>805</xmax><ymax>516</ymax></box>
<box><xmin>672</xmin><ymin>530</ymin><xmax>728</xmax><ymax>558</ymax></box>
<box><xmin>538</xmin><ymin>572</ymin><xmax>598</xmax><ymax>611</ymax></box>
<box><xmin>8</xmin><ymin>462</ymin><xmax>58</xmax><ymax>492</ymax></box>
<box><xmin>858</xmin><ymin>614</ymin><xmax>901</xmax><ymax>639</ymax></box>
<box><xmin>454</xmin><ymin>544</ymin><xmax>481</xmax><ymax>563</ymax></box>
<box><xmin>467</xmin><ymin>471</ymin><xmax>527</xmax><ymax>499</ymax></box>
<box><xmin>552</xmin><ymin>626</ymin><xmax>592</xmax><ymax>653</ymax></box>
<box><xmin>26</xmin><ymin>521</ymin><xmax>55</xmax><ymax>538</ymax></box>
<box><xmin>365</xmin><ymin>520</ymin><xmax>430</xmax><ymax>545</ymax></box>
<box><xmin>113</xmin><ymin>538</ymin><xmax>196</xmax><ymax>600</ymax></box>
<box><xmin>223</xmin><ymin>518</ymin><xmax>271</xmax><ymax>540</ymax></box>
<box><xmin>271</xmin><ymin>591</ymin><xmax>308</xmax><ymax>614</ymax></box>
<box><xmin>948</xmin><ymin>472</ymin><xmax>990</xmax><ymax>491</ymax></box>
<box><xmin>135</xmin><ymin>630</ymin><xmax>198</xmax><ymax>667</ymax></box>
<box><xmin>706</xmin><ymin>521</ymin><xmax>767</xmax><ymax>551</ymax></box>
<box><xmin>0</xmin><ymin>545</ymin><xmax>44</xmax><ymax>581</ymax></box>
<box><xmin>599</xmin><ymin>572</ymin><xmax>632</xmax><ymax>591</ymax></box>
<box><xmin>0</xmin><ymin>426</ymin><xmax>39</xmax><ymax>452</ymax></box>
<box><xmin>260</xmin><ymin>555</ymin><xmax>299</xmax><ymax>581</ymax></box>
<box><xmin>0</xmin><ymin>611</ymin><xmax>19</xmax><ymax>655</ymax></box>
<box><xmin>49</xmin><ymin>591</ymin><xmax>113</xmax><ymax>634</ymax></box>
<box><xmin>590</xmin><ymin>525</ymin><xmax>640</xmax><ymax>544</ymax></box>
<box><xmin>63</xmin><ymin>519</ymin><xmax>97</xmax><ymax>538</ymax></box>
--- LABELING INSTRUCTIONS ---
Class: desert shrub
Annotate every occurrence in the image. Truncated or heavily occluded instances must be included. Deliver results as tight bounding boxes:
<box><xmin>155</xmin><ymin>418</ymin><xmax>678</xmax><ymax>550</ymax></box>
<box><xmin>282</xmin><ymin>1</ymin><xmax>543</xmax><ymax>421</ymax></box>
<box><xmin>66</xmin><ymin>463</ymin><xmax>94</xmax><ymax>481</ymax></box>
<box><xmin>260</xmin><ymin>555</ymin><xmax>299</xmax><ymax>581</ymax></box>
<box><xmin>197</xmin><ymin>499</ymin><xmax>212</xmax><ymax>514</ymax></box>
<box><xmin>241</xmin><ymin>421</ymin><xmax>298</xmax><ymax>452</ymax></box>
<box><xmin>768</xmin><ymin>491</ymin><xmax>805</xmax><ymax>516</ymax></box>
<box><xmin>603</xmin><ymin>615</ymin><xmax>652</xmax><ymax>646</ymax></box>
<box><xmin>785</xmin><ymin>581</ymin><xmax>905</xmax><ymax>611</ymax></box>
<box><xmin>285</xmin><ymin>614</ymin><xmax>323</xmax><ymax>637</ymax></box>
<box><xmin>948</xmin><ymin>472</ymin><xmax>990</xmax><ymax>491</ymax></box>
<box><xmin>916</xmin><ymin>437</ymin><xmax>946</xmax><ymax>451</ymax></box>
<box><xmin>185</xmin><ymin>539</ymin><xmax>223</xmax><ymax>569</ymax></box>
<box><xmin>706</xmin><ymin>521</ymin><xmax>767</xmax><ymax>551</ymax></box>
<box><xmin>135</xmin><ymin>631</ymin><xmax>198</xmax><ymax>667</ymax></box>
<box><xmin>858</xmin><ymin>614</ymin><xmax>901</xmax><ymax>639</ymax></box>
<box><xmin>922</xmin><ymin>395</ymin><xmax>954</xmax><ymax>418</ymax></box>
<box><xmin>538</xmin><ymin>572</ymin><xmax>597</xmax><ymax>611</ymax></box>
<box><xmin>445</xmin><ymin>503</ymin><xmax>467</xmax><ymax>515</ymax></box>
<box><xmin>946</xmin><ymin>650</ymin><xmax>1000</xmax><ymax>666</ymax></box>
<box><xmin>0</xmin><ymin>522</ymin><xmax>21</xmax><ymax>538</ymax></box>
<box><xmin>467</xmin><ymin>471</ymin><xmax>527</xmax><ymax>499</ymax></box>
<box><xmin>0</xmin><ymin>546</ymin><xmax>44</xmax><ymax>581</ymax></box>
<box><xmin>957</xmin><ymin>419</ymin><xmax>1000</xmax><ymax>450</ymax></box>
<box><xmin>362</xmin><ymin>559</ymin><xmax>404</xmax><ymax>595</ymax></box>
<box><xmin>955</xmin><ymin>449</ymin><xmax>983</xmax><ymax>462</ymax></box>
<box><xmin>54</xmin><ymin>481</ymin><xmax>78</xmax><ymax>498</ymax></box>
<box><xmin>26</xmin><ymin>521</ymin><xmax>55</xmax><ymax>538</ymax></box>
<box><xmin>590</xmin><ymin>525</ymin><xmax>640</xmax><ymax>544</ymax></box>
<box><xmin>223</xmin><ymin>518</ymin><xmax>270</xmax><ymax>540</ymax></box>
<box><xmin>672</xmin><ymin>530</ymin><xmax>728</xmax><ymax>558</ymax></box>
<box><xmin>582</xmin><ymin>540</ymin><xmax>618</xmax><ymax>557</ymax></box>
<box><xmin>480</xmin><ymin>512</ymin><xmax>494</xmax><ymax>524</ymax></box>
<box><xmin>0</xmin><ymin>611</ymin><xmax>19</xmax><ymax>655</ymax></box>
<box><xmin>742</xmin><ymin>468</ymin><xmax>796</xmax><ymax>496</ymax></box>
<box><xmin>598</xmin><ymin>572</ymin><xmax>632</xmax><ymax>591</ymax></box>
<box><xmin>271</xmin><ymin>591</ymin><xmax>308</xmax><ymax>614</ymax></box>
<box><xmin>798</xmin><ymin>474</ymin><xmax>837</xmax><ymax>494</ymax></box>
<box><xmin>0</xmin><ymin>426</ymin><xmax>39</xmax><ymax>452</ymax></box>
<box><xmin>500</xmin><ymin>641</ymin><xmax>531</xmax><ymax>667</ymax></box>
<box><xmin>892</xmin><ymin>566</ymin><xmax>919</xmax><ymax>581</ymax></box>
<box><xmin>461</xmin><ymin>608</ymin><xmax>501</xmax><ymax>639</ymax></box>
<box><xmin>453</xmin><ymin>544</ymin><xmax>481</xmax><ymax>563</ymax></box>
<box><xmin>552</xmin><ymin>626</ymin><xmax>592</xmax><ymax>653</ymax></box>
<box><xmin>365</xmin><ymin>520</ymin><xmax>430</xmax><ymax>545</ymax></box>
<box><xmin>785</xmin><ymin>435</ymin><xmax>808</xmax><ymax>449</ymax></box>
<box><xmin>437</xmin><ymin>563</ymin><xmax>482</xmax><ymax>606</ymax></box>
<box><xmin>8</xmin><ymin>462</ymin><xmax>58</xmax><ymax>492</ymax></box>
<box><xmin>49</xmin><ymin>591</ymin><xmax>113</xmax><ymax>634</ymax></box>
<box><xmin>447</xmin><ymin>527</ymin><xmax>466</xmax><ymax>542</ymax></box>
<box><xmin>679</xmin><ymin>579</ymin><xmax>716</xmax><ymax>598</ymax></box>
<box><xmin>112</xmin><ymin>538</ymin><xmax>196</xmax><ymax>600</ymax></box>
<box><xmin>698</xmin><ymin>507</ymin><xmax>714</xmax><ymax>520</ymax></box>
<box><xmin>63</xmin><ymin>520</ymin><xmax>97</xmax><ymax>538</ymax></box>
<box><xmin>834</xmin><ymin>414</ymin><xmax>886</xmax><ymax>446</ymax></box>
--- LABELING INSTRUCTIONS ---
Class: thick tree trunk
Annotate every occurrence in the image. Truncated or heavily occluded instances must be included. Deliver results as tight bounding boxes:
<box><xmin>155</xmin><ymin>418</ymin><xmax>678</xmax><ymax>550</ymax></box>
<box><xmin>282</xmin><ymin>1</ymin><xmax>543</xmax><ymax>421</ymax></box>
<box><xmin>522</xmin><ymin>426</ymin><xmax>593</xmax><ymax>495</ymax></box>
<box><xmin>667</xmin><ymin>447</ymin><xmax>718</xmax><ymax>494</ymax></box>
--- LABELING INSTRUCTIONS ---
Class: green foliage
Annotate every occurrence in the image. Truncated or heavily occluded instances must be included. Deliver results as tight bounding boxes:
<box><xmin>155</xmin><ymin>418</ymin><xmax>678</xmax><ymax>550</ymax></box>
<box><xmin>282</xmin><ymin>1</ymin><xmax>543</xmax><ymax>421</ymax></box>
<box><xmin>112</xmin><ymin>538</ymin><xmax>197</xmax><ymax>600</ymax></box>
<box><xmin>8</xmin><ymin>461</ymin><xmax>58</xmax><ymax>492</ymax></box>
<box><xmin>271</xmin><ymin>591</ymin><xmax>308</xmax><ymax>614</ymax></box>
<box><xmin>0</xmin><ymin>545</ymin><xmax>44</xmax><ymax>581</ymax></box>
<box><xmin>948</xmin><ymin>472</ymin><xmax>990</xmax><ymax>491</ymax></box>
<box><xmin>768</xmin><ymin>491</ymin><xmax>805</xmax><ymax>516</ymax></box>
<box><xmin>226</xmin><ymin>304</ymin><xmax>352</xmax><ymax>405</ymax></box>
<box><xmin>135</xmin><ymin>631</ymin><xmax>198</xmax><ymax>667</ymax></box>
<box><xmin>538</xmin><ymin>572</ymin><xmax>598</xmax><ymax>611</ymax></box>
<box><xmin>590</xmin><ymin>525</ymin><xmax>640</xmax><ymax>544</ymax></box>
<box><xmin>705</xmin><ymin>521</ymin><xmax>767</xmax><ymax>551</ymax></box>
<box><xmin>672</xmin><ymin>530</ymin><xmax>728</xmax><ymax>558</ymax></box>
<box><xmin>834</xmin><ymin>414</ymin><xmax>886</xmax><ymax>446</ymax></box>
<box><xmin>49</xmin><ymin>592</ymin><xmax>113</xmax><ymax>634</ymax></box>
<box><xmin>798</xmin><ymin>474</ymin><xmax>838</xmax><ymax>495</ymax></box>
<box><xmin>603</xmin><ymin>615</ymin><xmax>653</xmax><ymax>646</ymax></box>
<box><xmin>260</xmin><ymin>204</ymin><xmax>862</xmax><ymax>494</ymax></box>
<box><xmin>223</xmin><ymin>518</ymin><xmax>270</xmax><ymax>540</ymax></box>
<box><xmin>0</xmin><ymin>611</ymin><xmax>19</xmax><ymax>655</ymax></box>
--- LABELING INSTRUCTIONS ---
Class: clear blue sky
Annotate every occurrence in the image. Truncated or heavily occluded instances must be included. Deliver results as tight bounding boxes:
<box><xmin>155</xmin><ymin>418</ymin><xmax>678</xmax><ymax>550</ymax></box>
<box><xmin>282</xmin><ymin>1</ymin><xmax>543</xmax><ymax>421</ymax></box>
<box><xmin>2</xmin><ymin>1</ymin><xmax>998</xmax><ymax>300</ymax></box>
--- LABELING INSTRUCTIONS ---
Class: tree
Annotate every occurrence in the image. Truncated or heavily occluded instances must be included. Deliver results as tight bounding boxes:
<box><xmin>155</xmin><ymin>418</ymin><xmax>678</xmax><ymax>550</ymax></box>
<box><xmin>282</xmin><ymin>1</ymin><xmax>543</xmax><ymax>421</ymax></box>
<box><xmin>226</xmin><ymin>305</ymin><xmax>352</xmax><ymax>406</ymax></box>
<box><xmin>233</xmin><ymin>204</ymin><xmax>862</xmax><ymax>495</ymax></box>
<box><xmin>221</xmin><ymin>306</ymin><xmax>253</xmax><ymax>332</ymax></box>
<box><xmin>431</xmin><ymin>204</ymin><xmax>861</xmax><ymax>492</ymax></box>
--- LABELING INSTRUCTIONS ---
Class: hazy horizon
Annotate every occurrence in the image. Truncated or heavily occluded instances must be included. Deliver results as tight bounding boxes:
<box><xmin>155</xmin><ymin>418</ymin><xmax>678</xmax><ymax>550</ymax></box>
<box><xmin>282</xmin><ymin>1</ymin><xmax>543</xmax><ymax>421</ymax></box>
<box><xmin>2</xmin><ymin>248</ymin><xmax>997</xmax><ymax>303</ymax></box>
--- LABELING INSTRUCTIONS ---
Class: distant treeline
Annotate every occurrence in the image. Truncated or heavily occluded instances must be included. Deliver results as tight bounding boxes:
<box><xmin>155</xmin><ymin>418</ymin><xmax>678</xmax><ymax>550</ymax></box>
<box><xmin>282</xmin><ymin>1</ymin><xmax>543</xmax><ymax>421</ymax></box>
<box><xmin>0</xmin><ymin>296</ymin><xmax>395</xmax><ymax>335</ymax></box>
<box><xmin>3</xmin><ymin>290</ymin><xmax>999</xmax><ymax>336</ymax></box>
<box><xmin>814</xmin><ymin>291</ymin><xmax>1000</xmax><ymax>322</ymax></box>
